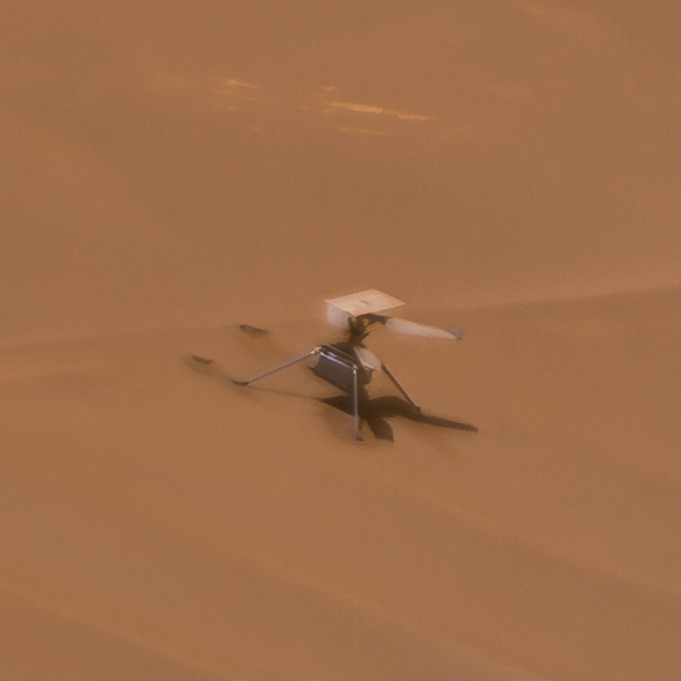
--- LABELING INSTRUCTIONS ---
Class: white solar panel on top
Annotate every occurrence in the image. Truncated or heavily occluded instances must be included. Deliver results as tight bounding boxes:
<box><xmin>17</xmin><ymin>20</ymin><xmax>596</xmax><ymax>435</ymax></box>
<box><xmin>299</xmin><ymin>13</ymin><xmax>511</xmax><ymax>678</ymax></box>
<box><xmin>325</xmin><ymin>289</ymin><xmax>405</xmax><ymax>326</ymax></box>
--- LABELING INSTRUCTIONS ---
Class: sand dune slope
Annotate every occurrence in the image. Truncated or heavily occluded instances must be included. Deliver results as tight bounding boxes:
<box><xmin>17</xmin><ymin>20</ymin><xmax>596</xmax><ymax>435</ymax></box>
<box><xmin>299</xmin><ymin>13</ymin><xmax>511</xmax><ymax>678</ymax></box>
<box><xmin>2</xmin><ymin>289</ymin><xmax>680</xmax><ymax>680</ymax></box>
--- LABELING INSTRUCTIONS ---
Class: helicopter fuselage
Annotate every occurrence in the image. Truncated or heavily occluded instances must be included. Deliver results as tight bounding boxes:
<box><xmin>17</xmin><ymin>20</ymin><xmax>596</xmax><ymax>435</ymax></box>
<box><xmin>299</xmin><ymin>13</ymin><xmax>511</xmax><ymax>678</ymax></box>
<box><xmin>309</xmin><ymin>342</ymin><xmax>374</xmax><ymax>395</ymax></box>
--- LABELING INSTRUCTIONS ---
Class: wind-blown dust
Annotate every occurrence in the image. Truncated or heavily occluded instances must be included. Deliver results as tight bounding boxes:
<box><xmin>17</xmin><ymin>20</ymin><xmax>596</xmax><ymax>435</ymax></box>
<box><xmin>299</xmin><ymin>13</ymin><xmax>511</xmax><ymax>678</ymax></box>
<box><xmin>3</xmin><ymin>1</ymin><xmax>681</xmax><ymax>678</ymax></box>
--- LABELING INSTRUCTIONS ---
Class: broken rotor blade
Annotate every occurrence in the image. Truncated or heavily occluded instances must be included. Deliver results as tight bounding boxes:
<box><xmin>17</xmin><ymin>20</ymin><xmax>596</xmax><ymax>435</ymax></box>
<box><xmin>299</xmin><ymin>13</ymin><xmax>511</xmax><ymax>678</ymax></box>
<box><xmin>239</xmin><ymin>324</ymin><xmax>270</xmax><ymax>336</ymax></box>
<box><xmin>384</xmin><ymin>317</ymin><xmax>462</xmax><ymax>340</ymax></box>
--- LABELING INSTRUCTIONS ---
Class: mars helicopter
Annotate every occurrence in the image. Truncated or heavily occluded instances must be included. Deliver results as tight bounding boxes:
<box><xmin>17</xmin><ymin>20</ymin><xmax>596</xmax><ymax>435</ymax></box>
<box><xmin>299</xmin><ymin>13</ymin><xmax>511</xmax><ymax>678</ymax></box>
<box><xmin>231</xmin><ymin>289</ymin><xmax>475</xmax><ymax>441</ymax></box>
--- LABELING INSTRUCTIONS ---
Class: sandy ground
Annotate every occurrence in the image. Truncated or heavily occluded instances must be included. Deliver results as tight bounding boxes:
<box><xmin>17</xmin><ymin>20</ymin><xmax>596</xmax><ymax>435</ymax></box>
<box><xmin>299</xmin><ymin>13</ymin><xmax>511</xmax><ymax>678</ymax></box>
<box><xmin>2</xmin><ymin>288</ymin><xmax>681</xmax><ymax>680</ymax></box>
<box><xmin>3</xmin><ymin>2</ymin><xmax>681</xmax><ymax>679</ymax></box>
<box><xmin>4</xmin><ymin>2</ymin><xmax>681</xmax><ymax>345</ymax></box>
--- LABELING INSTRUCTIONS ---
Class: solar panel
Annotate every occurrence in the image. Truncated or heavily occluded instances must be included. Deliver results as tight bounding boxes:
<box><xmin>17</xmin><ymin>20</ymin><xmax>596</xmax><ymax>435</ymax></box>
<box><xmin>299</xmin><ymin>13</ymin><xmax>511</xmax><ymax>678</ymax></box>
<box><xmin>325</xmin><ymin>289</ymin><xmax>405</xmax><ymax>325</ymax></box>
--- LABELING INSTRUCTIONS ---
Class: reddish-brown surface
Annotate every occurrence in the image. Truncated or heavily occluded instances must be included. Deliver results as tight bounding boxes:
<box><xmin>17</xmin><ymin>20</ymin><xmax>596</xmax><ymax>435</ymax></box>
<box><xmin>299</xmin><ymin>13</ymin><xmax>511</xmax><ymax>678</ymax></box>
<box><xmin>3</xmin><ymin>3</ymin><xmax>681</xmax><ymax>679</ymax></box>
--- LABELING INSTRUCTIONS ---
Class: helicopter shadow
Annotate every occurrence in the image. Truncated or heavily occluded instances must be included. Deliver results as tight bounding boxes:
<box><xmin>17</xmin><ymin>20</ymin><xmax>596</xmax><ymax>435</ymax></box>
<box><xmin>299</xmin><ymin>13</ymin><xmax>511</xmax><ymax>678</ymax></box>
<box><xmin>319</xmin><ymin>394</ymin><xmax>478</xmax><ymax>442</ymax></box>
<box><xmin>184</xmin><ymin>355</ymin><xmax>477</xmax><ymax>442</ymax></box>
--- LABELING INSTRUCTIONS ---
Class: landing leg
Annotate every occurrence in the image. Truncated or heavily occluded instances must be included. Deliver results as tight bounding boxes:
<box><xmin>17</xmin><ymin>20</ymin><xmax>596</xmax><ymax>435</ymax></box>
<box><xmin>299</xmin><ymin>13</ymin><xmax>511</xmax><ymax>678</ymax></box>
<box><xmin>382</xmin><ymin>363</ymin><xmax>420</xmax><ymax>411</ymax></box>
<box><xmin>231</xmin><ymin>347</ymin><xmax>321</xmax><ymax>386</ymax></box>
<box><xmin>352</xmin><ymin>367</ymin><xmax>362</xmax><ymax>440</ymax></box>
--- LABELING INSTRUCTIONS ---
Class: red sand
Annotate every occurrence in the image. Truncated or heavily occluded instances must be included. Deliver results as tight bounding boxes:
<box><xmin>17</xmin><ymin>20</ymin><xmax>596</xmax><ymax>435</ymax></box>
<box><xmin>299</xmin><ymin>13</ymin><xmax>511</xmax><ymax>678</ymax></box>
<box><xmin>3</xmin><ymin>3</ymin><xmax>681</xmax><ymax>679</ymax></box>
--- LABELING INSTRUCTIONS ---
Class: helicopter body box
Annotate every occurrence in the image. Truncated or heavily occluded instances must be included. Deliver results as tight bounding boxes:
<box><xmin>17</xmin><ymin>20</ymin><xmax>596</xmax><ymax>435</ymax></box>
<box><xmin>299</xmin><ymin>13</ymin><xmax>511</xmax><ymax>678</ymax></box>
<box><xmin>311</xmin><ymin>344</ymin><xmax>373</xmax><ymax>392</ymax></box>
<box><xmin>325</xmin><ymin>289</ymin><xmax>404</xmax><ymax>325</ymax></box>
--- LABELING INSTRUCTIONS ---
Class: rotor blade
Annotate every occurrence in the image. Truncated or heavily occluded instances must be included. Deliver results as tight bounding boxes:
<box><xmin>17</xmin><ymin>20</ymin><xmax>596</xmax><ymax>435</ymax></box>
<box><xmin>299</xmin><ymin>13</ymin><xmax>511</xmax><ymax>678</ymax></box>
<box><xmin>384</xmin><ymin>317</ymin><xmax>461</xmax><ymax>340</ymax></box>
<box><xmin>239</xmin><ymin>324</ymin><xmax>270</xmax><ymax>336</ymax></box>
